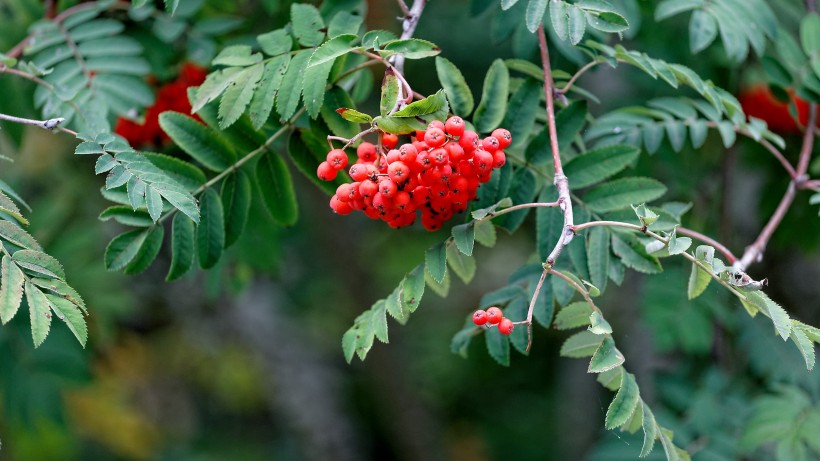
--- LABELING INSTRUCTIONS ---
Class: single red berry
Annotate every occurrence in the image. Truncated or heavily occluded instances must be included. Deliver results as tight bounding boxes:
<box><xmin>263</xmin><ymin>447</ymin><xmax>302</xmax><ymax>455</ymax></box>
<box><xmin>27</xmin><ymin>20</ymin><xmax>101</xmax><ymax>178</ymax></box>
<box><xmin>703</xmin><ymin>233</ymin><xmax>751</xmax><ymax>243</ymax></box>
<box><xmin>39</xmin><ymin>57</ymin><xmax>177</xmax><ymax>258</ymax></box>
<box><xmin>326</xmin><ymin>149</ymin><xmax>348</xmax><ymax>170</ymax></box>
<box><xmin>445</xmin><ymin>142</ymin><xmax>465</xmax><ymax>163</ymax></box>
<box><xmin>473</xmin><ymin>150</ymin><xmax>494</xmax><ymax>172</ymax></box>
<box><xmin>493</xmin><ymin>150</ymin><xmax>506</xmax><ymax>168</ymax></box>
<box><xmin>379</xmin><ymin>178</ymin><xmax>397</xmax><ymax>198</ymax></box>
<box><xmin>388</xmin><ymin>161</ymin><xmax>410</xmax><ymax>183</ymax></box>
<box><xmin>382</xmin><ymin>132</ymin><xmax>399</xmax><ymax>149</ymax></box>
<box><xmin>398</xmin><ymin>143</ymin><xmax>418</xmax><ymax>163</ymax></box>
<box><xmin>491</xmin><ymin>128</ymin><xmax>512</xmax><ymax>149</ymax></box>
<box><xmin>329</xmin><ymin>195</ymin><xmax>353</xmax><ymax>215</ymax></box>
<box><xmin>357</xmin><ymin>142</ymin><xmax>378</xmax><ymax>162</ymax></box>
<box><xmin>358</xmin><ymin>180</ymin><xmax>378</xmax><ymax>199</ymax></box>
<box><xmin>481</xmin><ymin>136</ymin><xmax>500</xmax><ymax>153</ymax></box>
<box><xmin>393</xmin><ymin>190</ymin><xmax>412</xmax><ymax>211</ymax></box>
<box><xmin>424</xmin><ymin>127</ymin><xmax>447</xmax><ymax>148</ymax></box>
<box><xmin>458</xmin><ymin>130</ymin><xmax>480</xmax><ymax>151</ymax></box>
<box><xmin>386</xmin><ymin>149</ymin><xmax>401</xmax><ymax>163</ymax></box>
<box><xmin>317</xmin><ymin>161</ymin><xmax>338</xmax><ymax>181</ymax></box>
<box><xmin>349</xmin><ymin>164</ymin><xmax>369</xmax><ymax>182</ymax></box>
<box><xmin>486</xmin><ymin>307</ymin><xmax>503</xmax><ymax>325</ymax></box>
<box><xmin>444</xmin><ymin>116</ymin><xmax>465</xmax><ymax>137</ymax></box>
<box><xmin>498</xmin><ymin>318</ymin><xmax>514</xmax><ymax>335</ymax></box>
<box><xmin>472</xmin><ymin>310</ymin><xmax>488</xmax><ymax>326</ymax></box>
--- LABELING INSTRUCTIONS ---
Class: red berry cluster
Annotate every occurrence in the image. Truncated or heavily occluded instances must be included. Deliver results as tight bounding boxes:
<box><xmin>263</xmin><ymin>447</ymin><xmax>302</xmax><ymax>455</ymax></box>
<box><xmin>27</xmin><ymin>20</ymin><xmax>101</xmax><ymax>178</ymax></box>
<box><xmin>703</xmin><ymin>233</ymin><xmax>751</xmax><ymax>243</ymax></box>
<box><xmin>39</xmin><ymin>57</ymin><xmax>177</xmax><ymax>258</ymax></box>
<box><xmin>114</xmin><ymin>63</ymin><xmax>208</xmax><ymax>147</ymax></box>
<box><xmin>472</xmin><ymin>306</ymin><xmax>514</xmax><ymax>335</ymax></box>
<box><xmin>319</xmin><ymin>116</ymin><xmax>512</xmax><ymax>231</ymax></box>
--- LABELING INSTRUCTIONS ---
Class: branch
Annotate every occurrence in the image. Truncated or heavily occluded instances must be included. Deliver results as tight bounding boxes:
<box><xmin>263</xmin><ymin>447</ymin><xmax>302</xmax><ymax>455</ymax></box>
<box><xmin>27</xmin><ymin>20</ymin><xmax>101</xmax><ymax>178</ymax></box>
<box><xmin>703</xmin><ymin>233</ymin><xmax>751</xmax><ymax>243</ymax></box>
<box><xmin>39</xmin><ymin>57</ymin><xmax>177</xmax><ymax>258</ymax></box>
<box><xmin>391</xmin><ymin>0</ymin><xmax>426</xmax><ymax>74</ymax></box>
<box><xmin>537</xmin><ymin>24</ymin><xmax>574</xmax><ymax>266</ymax></box>
<box><xmin>676</xmin><ymin>226</ymin><xmax>737</xmax><ymax>264</ymax></box>
<box><xmin>735</xmin><ymin>103</ymin><xmax>816</xmax><ymax>271</ymax></box>
<box><xmin>0</xmin><ymin>112</ymin><xmax>65</xmax><ymax>131</ymax></box>
<box><xmin>558</xmin><ymin>60</ymin><xmax>602</xmax><ymax>95</ymax></box>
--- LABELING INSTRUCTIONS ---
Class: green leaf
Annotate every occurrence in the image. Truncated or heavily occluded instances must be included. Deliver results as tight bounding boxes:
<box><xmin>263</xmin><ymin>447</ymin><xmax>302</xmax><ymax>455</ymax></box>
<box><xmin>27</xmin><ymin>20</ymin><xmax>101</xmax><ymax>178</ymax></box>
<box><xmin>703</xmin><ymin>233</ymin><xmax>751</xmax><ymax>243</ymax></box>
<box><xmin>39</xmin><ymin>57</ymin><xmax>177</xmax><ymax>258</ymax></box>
<box><xmin>800</xmin><ymin>13</ymin><xmax>820</xmax><ymax>57</ymax></box>
<box><xmin>687</xmin><ymin>261</ymin><xmax>712</xmax><ymax>300</ymax></box>
<box><xmin>401</xmin><ymin>264</ymin><xmax>425</xmax><ymax>313</ymax></box>
<box><xmin>221</xmin><ymin>171</ymin><xmax>252</xmax><ymax>247</ymax></box>
<box><xmin>435</xmin><ymin>56</ymin><xmax>474</xmax><ymax>117</ymax></box>
<box><xmin>425</xmin><ymin>242</ymin><xmax>447</xmax><ymax>284</ymax></box>
<box><xmin>257</xmin><ymin>29</ymin><xmax>292</xmax><ymax>56</ymax></box>
<box><xmin>640</xmin><ymin>402</ymin><xmax>658</xmax><ymax>457</ymax></box>
<box><xmin>501</xmin><ymin>0</ymin><xmax>521</xmax><ymax>10</ymax></box>
<box><xmin>666</xmin><ymin>230</ymin><xmax>692</xmax><ymax>255</ymax></box>
<box><xmin>446</xmin><ymin>243</ymin><xmax>476</xmax><ymax>284</ymax></box>
<box><xmin>632</xmin><ymin>203</ymin><xmax>659</xmax><ymax>227</ymax></box>
<box><xmin>589</xmin><ymin>336</ymin><xmax>626</xmax><ymax>373</ymax></box>
<box><xmin>425</xmin><ymin>267</ymin><xmax>451</xmax><ymax>298</ymax></box>
<box><xmin>471</xmin><ymin>197</ymin><xmax>513</xmax><ymax>220</ymax></box>
<box><xmin>212</xmin><ymin>45</ymin><xmax>263</xmax><ymax>67</ymax></box>
<box><xmin>587</xmin><ymin>227</ymin><xmax>610</xmax><ymax>293</ymax></box>
<box><xmin>606</xmin><ymin>370</ymin><xmax>640</xmax><ymax>429</ymax></box>
<box><xmin>191</xmin><ymin>68</ymin><xmax>244</xmax><ymax>114</ymax></box>
<box><xmin>612</xmin><ymin>235</ymin><xmax>662</xmax><ymax>274</ymax></box>
<box><xmin>550</xmin><ymin>0</ymin><xmax>570</xmax><ymax>41</ymax></box>
<box><xmin>587</xmin><ymin>11</ymin><xmax>629</xmax><ymax>34</ymax></box>
<box><xmin>589</xmin><ymin>311</ymin><xmax>613</xmax><ymax>334</ymax></box>
<box><xmin>0</xmin><ymin>221</ymin><xmax>43</xmax><ymax>251</ymax></box>
<box><xmin>473</xmin><ymin>59</ymin><xmax>510</xmax><ymax>133</ymax></box>
<box><xmin>584</xmin><ymin>177</ymin><xmax>667</xmax><ymax>213</ymax></box>
<box><xmin>276</xmin><ymin>50</ymin><xmax>311</xmax><ymax>120</ymax></box>
<box><xmin>568</xmin><ymin>5</ymin><xmax>587</xmax><ymax>45</ymax></box>
<box><xmin>291</xmin><ymin>3</ymin><xmax>325</xmax><ymax>47</ymax></box>
<box><xmin>159</xmin><ymin>111</ymin><xmax>236</xmax><ymax>172</ymax></box>
<box><xmin>303</xmin><ymin>49</ymin><xmax>339</xmax><ymax>119</ymax></box>
<box><xmin>257</xmin><ymin>151</ymin><xmax>298</xmax><ymax>226</ymax></box>
<box><xmin>485</xmin><ymin>328</ymin><xmax>510</xmax><ymax>366</ymax></box>
<box><xmin>307</xmin><ymin>34</ymin><xmax>358</xmax><ymax>68</ymax></box>
<box><xmin>507</xmin><ymin>295</ymin><xmax>529</xmax><ymax>354</ymax></box>
<box><xmin>474</xmin><ymin>220</ymin><xmax>497</xmax><ymax>248</ymax></box>
<box><xmin>371</xmin><ymin>299</ymin><xmax>389</xmax><ymax>343</ymax></box>
<box><xmin>498</xmin><ymin>168</ymin><xmax>537</xmax><ymax>233</ymax></box>
<box><xmin>12</xmin><ymin>250</ymin><xmax>65</xmax><ymax>280</ymax></box>
<box><xmin>655</xmin><ymin>0</ymin><xmax>702</xmax><ymax>20</ymax></box>
<box><xmin>452</xmin><ymin>223</ymin><xmax>475</xmax><ymax>256</ymax></box>
<box><xmin>391</xmin><ymin>90</ymin><xmax>448</xmax><ymax>117</ymax></box>
<box><xmin>46</xmin><ymin>294</ymin><xmax>87</xmax><ymax>347</ymax></box>
<box><xmin>554</xmin><ymin>301</ymin><xmax>594</xmax><ymax>330</ymax></box>
<box><xmin>143</xmin><ymin>153</ymin><xmax>207</xmax><ymax>192</ymax></box>
<box><xmin>501</xmin><ymin>79</ymin><xmax>541</xmax><ymax>150</ymax></box>
<box><xmin>25</xmin><ymin>281</ymin><xmax>52</xmax><ymax>347</ymax></box>
<box><xmin>526</xmin><ymin>0</ymin><xmax>548</xmax><ymax>33</ymax></box>
<box><xmin>196</xmin><ymin>188</ymin><xmax>225</xmax><ymax>269</ymax></box>
<box><xmin>689</xmin><ymin>10</ymin><xmax>718</xmax><ymax>53</ymax></box>
<box><xmin>104</xmin><ymin>228</ymin><xmax>149</xmax><ymax>271</ymax></box>
<box><xmin>560</xmin><ymin>330</ymin><xmax>604</xmax><ymax>358</ymax></box>
<box><xmin>564</xmin><ymin>144</ymin><xmax>640</xmax><ymax>189</ymax></box>
<box><xmin>790</xmin><ymin>327</ymin><xmax>815</xmax><ymax>370</ymax></box>
<box><xmin>166</xmin><ymin>213</ymin><xmax>195</xmax><ymax>281</ymax></box>
<box><xmin>0</xmin><ymin>254</ymin><xmax>25</xmax><ymax>324</ymax></box>
<box><xmin>218</xmin><ymin>64</ymin><xmax>264</xmax><ymax>129</ymax></box>
<box><xmin>743</xmin><ymin>292</ymin><xmax>792</xmax><ymax>340</ymax></box>
<box><xmin>379</xmin><ymin>67</ymin><xmax>400</xmax><ymax>117</ymax></box>
<box><xmin>596</xmin><ymin>366</ymin><xmax>623</xmax><ymax>391</ymax></box>
<box><xmin>336</xmin><ymin>108</ymin><xmax>372</xmax><ymax>124</ymax></box>
<box><xmin>380</xmin><ymin>38</ymin><xmax>441</xmax><ymax>59</ymax></box>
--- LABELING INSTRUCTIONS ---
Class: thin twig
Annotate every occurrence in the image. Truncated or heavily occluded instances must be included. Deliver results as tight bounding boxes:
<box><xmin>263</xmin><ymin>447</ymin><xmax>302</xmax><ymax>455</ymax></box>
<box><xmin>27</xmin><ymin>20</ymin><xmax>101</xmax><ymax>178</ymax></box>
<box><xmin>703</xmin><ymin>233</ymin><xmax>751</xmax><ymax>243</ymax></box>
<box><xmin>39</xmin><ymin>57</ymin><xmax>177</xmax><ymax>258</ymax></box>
<box><xmin>537</xmin><ymin>24</ymin><xmax>574</xmax><ymax>266</ymax></box>
<box><xmin>328</xmin><ymin>126</ymin><xmax>377</xmax><ymax>150</ymax></box>
<box><xmin>800</xmin><ymin>179</ymin><xmax>820</xmax><ymax>190</ymax></box>
<box><xmin>676</xmin><ymin>226</ymin><xmax>737</xmax><ymax>264</ymax></box>
<box><xmin>0</xmin><ymin>112</ymin><xmax>65</xmax><ymax>130</ymax></box>
<box><xmin>558</xmin><ymin>60</ymin><xmax>602</xmax><ymax>95</ymax></box>
<box><xmin>396</xmin><ymin>0</ymin><xmax>411</xmax><ymax>17</ymax></box>
<box><xmin>481</xmin><ymin>201</ymin><xmax>560</xmax><ymax>221</ymax></box>
<box><xmin>735</xmin><ymin>103</ymin><xmax>816</xmax><ymax>270</ymax></box>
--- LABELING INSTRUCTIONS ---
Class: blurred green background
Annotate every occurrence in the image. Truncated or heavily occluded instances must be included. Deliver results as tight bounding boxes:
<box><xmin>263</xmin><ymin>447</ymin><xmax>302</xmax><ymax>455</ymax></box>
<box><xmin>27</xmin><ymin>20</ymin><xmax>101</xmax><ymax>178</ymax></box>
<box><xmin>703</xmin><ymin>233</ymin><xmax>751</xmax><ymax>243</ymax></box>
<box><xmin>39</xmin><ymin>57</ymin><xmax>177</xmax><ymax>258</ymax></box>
<box><xmin>1</xmin><ymin>0</ymin><xmax>819</xmax><ymax>460</ymax></box>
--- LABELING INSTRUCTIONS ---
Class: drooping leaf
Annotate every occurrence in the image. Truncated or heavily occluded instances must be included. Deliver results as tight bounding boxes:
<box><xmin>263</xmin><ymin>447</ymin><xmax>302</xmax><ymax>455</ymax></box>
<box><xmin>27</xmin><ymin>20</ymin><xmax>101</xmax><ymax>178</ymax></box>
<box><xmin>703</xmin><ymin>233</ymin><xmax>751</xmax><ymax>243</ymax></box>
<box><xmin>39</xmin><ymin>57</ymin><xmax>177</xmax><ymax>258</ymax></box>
<box><xmin>275</xmin><ymin>50</ymin><xmax>311</xmax><ymax>120</ymax></box>
<box><xmin>46</xmin><ymin>294</ymin><xmax>87</xmax><ymax>347</ymax></box>
<box><xmin>257</xmin><ymin>150</ymin><xmax>298</xmax><ymax>226</ymax></box>
<box><xmin>588</xmin><ymin>311</ymin><xmax>613</xmax><ymax>335</ymax></box>
<box><xmin>485</xmin><ymin>328</ymin><xmax>510</xmax><ymax>366</ymax></box>
<box><xmin>612</xmin><ymin>235</ymin><xmax>662</xmax><ymax>274</ymax></box>
<box><xmin>473</xmin><ymin>59</ymin><xmax>510</xmax><ymax>133</ymax></box>
<box><xmin>249</xmin><ymin>55</ymin><xmax>291</xmax><ymax>130</ymax></box>
<box><xmin>221</xmin><ymin>171</ymin><xmax>252</xmax><ymax>247</ymax></box>
<box><xmin>0</xmin><ymin>254</ymin><xmax>25</xmax><ymax>324</ymax></box>
<box><xmin>606</xmin><ymin>370</ymin><xmax>640</xmax><ymax>429</ymax></box>
<box><xmin>401</xmin><ymin>264</ymin><xmax>425</xmax><ymax>313</ymax></box>
<box><xmin>587</xmin><ymin>227</ymin><xmax>610</xmax><ymax>294</ymax></box>
<box><xmin>166</xmin><ymin>213</ymin><xmax>195</xmax><ymax>281</ymax></box>
<box><xmin>12</xmin><ymin>250</ymin><xmax>66</xmax><ymax>280</ymax></box>
<box><xmin>435</xmin><ymin>56</ymin><xmax>474</xmax><ymax>117</ymax></box>
<box><xmin>640</xmin><ymin>402</ymin><xmax>658</xmax><ymax>457</ymax></box>
<box><xmin>425</xmin><ymin>242</ymin><xmax>447</xmax><ymax>284</ymax></box>
<box><xmin>196</xmin><ymin>188</ymin><xmax>225</xmax><ymax>269</ymax></box>
<box><xmin>218</xmin><ymin>64</ymin><xmax>264</xmax><ymax>129</ymax></box>
<box><xmin>687</xmin><ymin>261</ymin><xmax>712</xmax><ymax>300</ymax></box>
<box><xmin>290</xmin><ymin>3</ymin><xmax>325</xmax><ymax>47</ymax></box>
<box><xmin>452</xmin><ymin>223</ymin><xmax>475</xmax><ymax>256</ymax></box>
<box><xmin>104</xmin><ymin>228</ymin><xmax>150</xmax><ymax>271</ymax></box>
<box><xmin>446</xmin><ymin>244</ymin><xmax>476</xmax><ymax>284</ymax></box>
<box><xmin>554</xmin><ymin>301</ymin><xmax>594</xmax><ymax>330</ymax></box>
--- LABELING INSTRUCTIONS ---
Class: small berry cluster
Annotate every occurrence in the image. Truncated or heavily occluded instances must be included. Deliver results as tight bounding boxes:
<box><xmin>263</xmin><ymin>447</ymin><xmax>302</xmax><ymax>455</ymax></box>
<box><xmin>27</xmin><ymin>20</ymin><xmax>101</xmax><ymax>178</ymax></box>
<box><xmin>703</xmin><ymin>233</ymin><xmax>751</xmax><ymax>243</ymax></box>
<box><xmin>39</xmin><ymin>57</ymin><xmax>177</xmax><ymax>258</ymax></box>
<box><xmin>472</xmin><ymin>306</ymin><xmax>514</xmax><ymax>335</ymax></box>
<box><xmin>318</xmin><ymin>116</ymin><xmax>512</xmax><ymax>231</ymax></box>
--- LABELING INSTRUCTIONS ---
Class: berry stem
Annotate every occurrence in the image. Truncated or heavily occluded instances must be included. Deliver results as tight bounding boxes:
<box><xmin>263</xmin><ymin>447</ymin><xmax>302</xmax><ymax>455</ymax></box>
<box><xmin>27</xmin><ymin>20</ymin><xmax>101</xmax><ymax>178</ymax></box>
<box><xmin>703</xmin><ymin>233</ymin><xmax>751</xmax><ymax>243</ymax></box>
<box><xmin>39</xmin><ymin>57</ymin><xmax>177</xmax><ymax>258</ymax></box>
<box><xmin>328</xmin><ymin>126</ymin><xmax>378</xmax><ymax>151</ymax></box>
<box><xmin>537</xmin><ymin>24</ymin><xmax>575</xmax><ymax>267</ymax></box>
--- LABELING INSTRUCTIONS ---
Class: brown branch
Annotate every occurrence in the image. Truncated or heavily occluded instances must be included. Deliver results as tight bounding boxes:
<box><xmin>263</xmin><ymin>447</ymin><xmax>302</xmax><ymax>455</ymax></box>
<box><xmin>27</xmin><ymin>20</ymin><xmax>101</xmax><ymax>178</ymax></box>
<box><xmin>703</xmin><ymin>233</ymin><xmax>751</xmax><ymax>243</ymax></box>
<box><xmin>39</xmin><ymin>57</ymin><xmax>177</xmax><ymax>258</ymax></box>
<box><xmin>676</xmin><ymin>227</ymin><xmax>737</xmax><ymax>264</ymax></box>
<box><xmin>800</xmin><ymin>179</ymin><xmax>820</xmax><ymax>190</ymax></box>
<box><xmin>391</xmin><ymin>0</ymin><xmax>426</xmax><ymax>74</ymax></box>
<box><xmin>558</xmin><ymin>60</ymin><xmax>602</xmax><ymax>95</ymax></box>
<box><xmin>735</xmin><ymin>103</ymin><xmax>816</xmax><ymax>270</ymax></box>
<box><xmin>537</xmin><ymin>24</ymin><xmax>574</xmax><ymax>266</ymax></box>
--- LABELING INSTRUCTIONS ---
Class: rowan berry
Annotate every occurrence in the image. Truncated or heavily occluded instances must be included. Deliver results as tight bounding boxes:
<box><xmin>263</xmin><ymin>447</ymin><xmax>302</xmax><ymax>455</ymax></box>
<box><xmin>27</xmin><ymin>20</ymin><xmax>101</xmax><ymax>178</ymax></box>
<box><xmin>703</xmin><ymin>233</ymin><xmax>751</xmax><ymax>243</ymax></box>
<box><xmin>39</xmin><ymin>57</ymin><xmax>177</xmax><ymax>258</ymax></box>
<box><xmin>472</xmin><ymin>310</ymin><xmax>488</xmax><ymax>326</ymax></box>
<box><xmin>424</xmin><ymin>127</ymin><xmax>447</xmax><ymax>148</ymax></box>
<box><xmin>498</xmin><ymin>318</ymin><xmax>514</xmax><ymax>335</ymax></box>
<box><xmin>358</xmin><ymin>180</ymin><xmax>378</xmax><ymax>199</ymax></box>
<box><xmin>493</xmin><ymin>150</ymin><xmax>506</xmax><ymax>168</ymax></box>
<box><xmin>486</xmin><ymin>307</ymin><xmax>503</xmax><ymax>325</ymax></box>
<box><xmin>317</xmin><ymin>161</ymin><xmax>338</xmax><ymax>181</ymax></box>
<box><xmin>357</xmin><ymin>142</ymin><xmax>378</xmax><ymax>162</ymax></box>
<box><xmin>330</xmin><ymin>195</ymin><xmax>353</xmax><ymax>215</ymax></box>
<box><xmin>382</xmin><ymin>132</ymin><xmax>399</xmax><ymax>149</ymax></box>
<box><xmin>458</xmin><ymin>130</ymin><xmax>480</xmax><ymax>151</ymax></box>
<box><xmin>481</xmin><ymin>136</ymin><xmax>500</xmax><ymax>153</ymax></box>
<box><xmin>349</xmin><ymin>164</ymin><xmax>368</xmax><ymax>182</ymax></box>
<box><xmin>379</xmin><ymin>179</ymin><xmax>397</xmax><ymax>198</ymax></box>
<box><xmin>491</xmin><ymin>128</ymin><xmax>512</xmax><ymax>149</ymax></box>
<box><xmin>388</xmin><ymin>161</ymin><xmax>410</xmax><ymax>183</ymax></box>
<box><xmin>444</xmin><ymin>116</ymin><xmax>465</xmax><ymax>137</ymax></box>
<box><xmin>326</xmin><ymin>149</ymin><xmax>348</xmax><ymax>170</ymax></box>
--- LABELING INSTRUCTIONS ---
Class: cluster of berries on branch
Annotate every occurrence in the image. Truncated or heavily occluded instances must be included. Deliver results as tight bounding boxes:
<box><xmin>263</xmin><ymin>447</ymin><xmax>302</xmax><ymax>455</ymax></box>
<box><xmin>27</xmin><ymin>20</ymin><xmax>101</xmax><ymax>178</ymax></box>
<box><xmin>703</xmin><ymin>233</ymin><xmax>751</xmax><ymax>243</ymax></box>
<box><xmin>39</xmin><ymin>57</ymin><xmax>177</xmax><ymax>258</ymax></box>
<box><xmin>472</xmin><ymin>307</ymin><xmax>514</xmax><ymax>335</ymax></box>
<box><xmin>318</xmin><ymin>116</ymin><xmax>512</xmax><ymax>231</ymax></box>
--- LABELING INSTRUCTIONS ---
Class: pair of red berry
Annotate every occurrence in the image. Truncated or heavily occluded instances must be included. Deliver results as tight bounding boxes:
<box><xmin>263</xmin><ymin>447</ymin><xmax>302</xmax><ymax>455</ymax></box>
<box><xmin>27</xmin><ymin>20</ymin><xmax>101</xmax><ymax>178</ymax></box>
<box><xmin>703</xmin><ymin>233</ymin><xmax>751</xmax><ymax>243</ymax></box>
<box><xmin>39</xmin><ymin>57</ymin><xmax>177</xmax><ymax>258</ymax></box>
<box><xmin>473</xmin><ymin>307</ymin><xmax>514</xmax><ymax>335</ymax></box>
<box><xmin>318</xmin><ymin>116</ymin><xmax>512</xmax><ymax>231</ymax></box>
